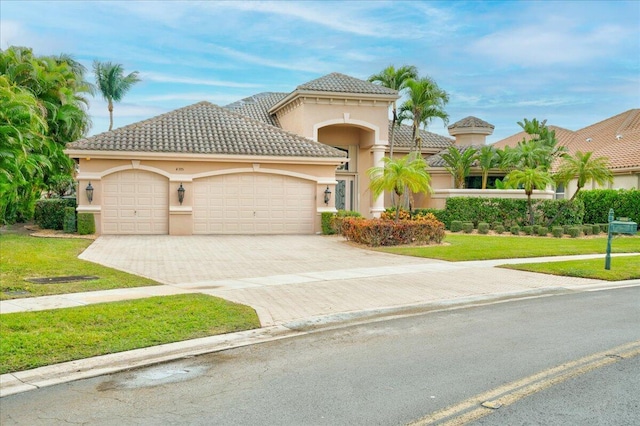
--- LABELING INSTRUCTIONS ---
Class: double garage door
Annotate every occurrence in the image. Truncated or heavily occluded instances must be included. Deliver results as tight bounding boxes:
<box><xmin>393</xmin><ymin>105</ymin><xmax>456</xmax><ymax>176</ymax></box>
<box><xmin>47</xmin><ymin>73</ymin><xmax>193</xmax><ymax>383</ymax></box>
<box><xmin>193</xmin><ymin>173</ymin><xmax>315</xmax><ymax>234</ymax></box>
<box><xmin>102</xmin><ymin>171</ymin><xmax>315</xmax><ymax>235</ymax></box>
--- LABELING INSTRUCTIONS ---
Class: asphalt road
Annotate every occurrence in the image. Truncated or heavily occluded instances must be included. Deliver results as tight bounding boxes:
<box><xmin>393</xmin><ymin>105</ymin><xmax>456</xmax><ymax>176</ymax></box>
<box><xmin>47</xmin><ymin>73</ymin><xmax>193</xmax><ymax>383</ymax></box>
<box><xmin>1</xmin><ymin>286</ymin><xmax>638</xmax><ymax>425</ymax></box>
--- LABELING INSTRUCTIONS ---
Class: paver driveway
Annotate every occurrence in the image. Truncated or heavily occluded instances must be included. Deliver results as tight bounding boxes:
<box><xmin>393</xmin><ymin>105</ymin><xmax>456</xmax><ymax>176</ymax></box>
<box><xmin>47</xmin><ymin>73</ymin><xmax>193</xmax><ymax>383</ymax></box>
<box><xmin>79</xmin><ymin>235</ymin><xmax>600</xmax><ymax>326</ymax></box>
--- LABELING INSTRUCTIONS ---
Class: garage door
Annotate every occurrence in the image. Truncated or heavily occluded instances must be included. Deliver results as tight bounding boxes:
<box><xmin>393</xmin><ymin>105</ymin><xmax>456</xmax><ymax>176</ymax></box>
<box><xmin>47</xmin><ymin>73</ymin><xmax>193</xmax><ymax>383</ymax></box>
<box><xmin>193</xmin><ymin>173</ymin><xmax>315</xmax><ymax>234</ymax></box>
<box><xmin>102</xmin><ymin>170</ymin><xmax>169</xmax><ymax>234</ymax></box>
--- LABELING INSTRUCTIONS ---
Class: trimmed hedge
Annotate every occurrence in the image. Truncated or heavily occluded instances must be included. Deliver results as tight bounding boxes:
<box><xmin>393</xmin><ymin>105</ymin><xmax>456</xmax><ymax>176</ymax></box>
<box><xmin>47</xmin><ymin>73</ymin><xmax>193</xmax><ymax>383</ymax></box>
<box><xmin>568</xmin><ymin>226</ymin><xmax>581</xmax><ymax>238</ymax></box>
<box><xmin>495</xmin><ymin>225</ymin><xmax>505</xmax><ymax>234</ymax></box>
<box><xmin>552</xmin><ymin>226</ymin><xmax>563</xmax><ymax>238</ymax></box>
<box><xmin>341</xmin><ymin>215</ymin><xmax>445</xmax><ymax>247</ymax></box>
<box><xmin>450</xmin><ymin>220</ymin><xmax>463</xmax><ymax>232</ymax></box>
<box><xmin>442</xmin><ymin>197</ymin><xmax>584</xmax><ymax>228</ymax></box>
<box><xmin>328</xmin><ymin>210</ymin><xmax>362</xmax><ymax>235</ymax></box>
<box><xmin>537</xmin><ymin>226</ymin><xmax>548</xmax><ymax>237</ymax></box>
<box><xmin>34</xmin><ymin>197</ymin><xmax>77</xmax><ymax>230</ymax></box>
<box><xmin>522</xmin><ymin>225</ymin><xmax>533</xmax><ymax>235</ymax></box>
<box><xmin>321</xmin><ymin>212</ymin><xmax>334</xmax><ymax>235</ymax></box>
<box><xmin>510</xmin><ymin>225</ymin><xmax>520</xmax><ymax>235</ymax></box>
<box><xmin>478</xmin><ymin>222</ymin><xmax>490</xmax><ymax>234</ymax></box>
<box><xmin>578</xmin><ymin>189</ymin><xmax>639</xmax><ymax>227</ymax></box>
<box><xmin>462</xmin><ymin>222</ymin><xmax>474</xmax><ymax>233</ymax></box>
<box><xmin>77</xmin><ymin>213</ymin><xmax>95</xmax><ymax>235</ymax></box>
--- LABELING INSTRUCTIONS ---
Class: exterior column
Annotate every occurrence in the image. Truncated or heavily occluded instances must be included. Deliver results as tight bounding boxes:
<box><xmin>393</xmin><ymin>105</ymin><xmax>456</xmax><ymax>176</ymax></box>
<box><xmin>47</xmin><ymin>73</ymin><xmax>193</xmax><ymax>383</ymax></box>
<box><xmin>370</xmin><ymin>145</ymin><xmax>386</xmax><ymax>218</ymax></box>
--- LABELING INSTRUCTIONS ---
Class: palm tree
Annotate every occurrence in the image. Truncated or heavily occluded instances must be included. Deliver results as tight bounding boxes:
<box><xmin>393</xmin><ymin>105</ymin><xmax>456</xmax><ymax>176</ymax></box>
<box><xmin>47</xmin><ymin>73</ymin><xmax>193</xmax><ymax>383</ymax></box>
<box><xmin>367</xmin><ymin>154</ymin><xmax>432</xmax><ymax>221</ymax></box>
<box><xmin>368</xmin><ymin>65</ymin><xmax>417</xmax><ymax>159</ymax></box>
<box><xmin>399</xmin><ymin>76</ymin><xmax>449</xmax><ymax>156</ymax></box>
<box><xmin>440</xmin><ymin>146</ymin><xmax>478</xmax><ymax>189</ymax></box>
<box><xmin>506</xmin><ymin>167</ymin><xmax>555</xmax><ymax>225</ymax></box>
<box><xmin>555</xmin><ymin>151</ymin><xmax>613</xmax><ymax>200</ymax></box>
<box><xmin>476</xmin><ymin>145</ymin><xmax>499</xmax><ymax>189</ymax></box>
<box><xmin>93</xmin><ymin>61</ymin><xmax>140</xmax><ymax>131</ymax></box>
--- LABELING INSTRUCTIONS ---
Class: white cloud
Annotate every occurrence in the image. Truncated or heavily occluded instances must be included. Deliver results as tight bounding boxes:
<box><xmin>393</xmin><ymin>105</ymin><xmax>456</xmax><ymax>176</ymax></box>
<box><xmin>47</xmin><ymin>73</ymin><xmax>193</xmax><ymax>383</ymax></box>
<box><xmin>143</xmin><ymin>72</ymin><xmax>262</xmax><ymax>88</ymax></box>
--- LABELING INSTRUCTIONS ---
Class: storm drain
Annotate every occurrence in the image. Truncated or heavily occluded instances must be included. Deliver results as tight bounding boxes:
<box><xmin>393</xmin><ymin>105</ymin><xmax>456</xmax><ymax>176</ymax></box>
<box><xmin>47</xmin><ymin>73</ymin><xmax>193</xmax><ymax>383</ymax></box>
<box><xmin>25</xmin><ymin>276</ymin><xmax>99</xmax><ymax>284</ymax></box>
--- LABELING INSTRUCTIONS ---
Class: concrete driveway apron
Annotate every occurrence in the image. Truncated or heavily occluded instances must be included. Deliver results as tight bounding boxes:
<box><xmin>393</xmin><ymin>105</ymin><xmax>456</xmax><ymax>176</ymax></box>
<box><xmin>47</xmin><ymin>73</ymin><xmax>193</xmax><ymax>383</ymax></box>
<box><xmin>79</xmin><ymin>235</ymin><xmax>601</xmax><ymax>326</ymax></box>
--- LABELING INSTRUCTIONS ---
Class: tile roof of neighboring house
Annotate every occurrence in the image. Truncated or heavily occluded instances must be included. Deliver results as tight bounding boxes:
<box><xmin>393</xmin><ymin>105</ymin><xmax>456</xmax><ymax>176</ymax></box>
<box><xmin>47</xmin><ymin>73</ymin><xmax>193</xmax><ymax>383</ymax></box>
<box><xmin>392</xmin><ymin>122</ymin><xmax>454</xmax><ymax>150</ymax></box>
<box><xmin>448</xmin><ymin>116</ymin><xmax>494</xmax><ymax>130</ymax></box>
<box><xmin>492</xmin><ymin>109</ymin><xmax>640</xmax><ymax>170</ymax></box>
<box><xmin>66</xmin><ymin>101</ymin><xmax>346</xmax><ymax>158</ymax></box>
<box><xmin>296</xmin><ymin>72</ymin><xmax>398</xmax><ymax>96</ymax></box>
<box><xmin>427</xmin><ymin>145</ymin><xmax>484</xmax><ymax>167</ymax></box>
<box><xmin>224</xmin><ymin>92</ymin><xmax>287</xmax><ymax>127</ymax></box>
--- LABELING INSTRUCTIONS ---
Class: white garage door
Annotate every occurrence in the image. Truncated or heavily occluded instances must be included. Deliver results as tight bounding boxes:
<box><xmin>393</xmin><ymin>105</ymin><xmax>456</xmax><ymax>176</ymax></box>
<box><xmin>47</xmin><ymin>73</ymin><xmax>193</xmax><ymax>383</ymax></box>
<box><xmin>102</xmin><ymin>170</ymin><xmax>169</xmax><ymax>234</ymax></box>
<box><xmin>193</xmin><ymin>173</ymin><xmax>315</xmax><ymax>234</ymax></box>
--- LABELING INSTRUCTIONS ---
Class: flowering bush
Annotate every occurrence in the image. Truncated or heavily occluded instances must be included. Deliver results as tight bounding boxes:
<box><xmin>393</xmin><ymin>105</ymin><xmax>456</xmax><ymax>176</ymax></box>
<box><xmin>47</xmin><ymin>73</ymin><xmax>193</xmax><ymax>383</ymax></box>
<box><xmin>341</xmin><ymin>214</ymin><xmax>445</xmax><ymax>247</ymax></box>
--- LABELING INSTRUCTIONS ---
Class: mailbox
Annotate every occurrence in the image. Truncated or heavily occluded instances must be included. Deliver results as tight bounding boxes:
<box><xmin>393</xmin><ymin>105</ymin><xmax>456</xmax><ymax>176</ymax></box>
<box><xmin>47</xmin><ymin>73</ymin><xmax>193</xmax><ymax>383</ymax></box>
<box><xmin>610</xmin><ymin>220</ymin><xmax>637</xmax><ymax>235</ymax></box>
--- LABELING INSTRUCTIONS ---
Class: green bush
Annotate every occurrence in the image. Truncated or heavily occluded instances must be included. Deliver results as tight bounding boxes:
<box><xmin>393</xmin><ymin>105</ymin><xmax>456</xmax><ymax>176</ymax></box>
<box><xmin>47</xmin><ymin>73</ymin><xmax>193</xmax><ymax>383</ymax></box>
<box><xmin>510</xmin><ymin>225</ymin><xmax>520</xmax><ymax>235</ymax></box>
<box><xmin>462</xmin><ymin>222</ymin><xmax>474</xmax><ymax>233</ymax></box>
<box><xmin>578</xmin><ymin>189</ymin><xmax>640</xmax><ymax>226</ymax></box>
<box><xmin>77</xmin><ymin>213</ymin><xmax>95</xmax><ymax>235</ymax></box>
<box><xmin>34</xmin><ymin>198</ymin><xmax>77</xmax><ymax>230</ymax></box>
<box><xmin>568</xmin><ymin>226</ymin><xmax>581</xmax><ymax>238</ymax></box>
<box><xmin>583</xmin><ymin>225</ymin><xmax>593</xmax><ymax>235</ymax></box>
<box><xmin>522</xmin><ymin>225</ymin><xmax>533</xmax><ymax>235</ymax></box>
<box><xmin>413</xmin><ymin>208</ymin><xmax>448</xmax><ymax>226</ymax></box>
<box><xmin>532</xmin><ymin>225</ymin><xmax>540</xmax><ymax>234</ymax></box>
<box><xmin>321</xmin><ymin>212</ymin><xmax>334</xmax><ymax>235</ymax></box>
<box><xmin>63</xmin><ymin>207</ymin><xmax>76</xmax><ymax>233</ymax></box>
<box><xmin>491</xmin><ymin>221</ymin><xmax>502</xmax><ymax>230</ymax></box>
<box><xmin>478</xmin><ymin>222</ymin><xmax>490</xmax><ymax>234</ymax></box>
<box><xmin>598</xmin><ymin>223</ymin><xmax>609</xmax><ymax>233</ymax></box>
<box><xmin>495</xmin><ymin>225</ymin><xmax>505</xmax><ymax>234</ymax></box>
<box><xmin>450</xmin><ymin>220</ymin><xmax>463</xmax><ymax>232</ymax></box>
<box><xmin>537</xmin><ymin>226</ymin><xmax>548</xmax><ymax>236</ymax></box>
<box><xmin>552</xmin><ymin>226</ymin><xmax>563</xmax><ymax>238</ymax></box>
<box><xmin>563</xmin><ymin>224</ymin><xmax>571</xmax><ymax>235</ymax></box>
<box><xmin>591</xmin><ymin>224</ymin><xmax>601</xmax><ymax>235</ymax></box>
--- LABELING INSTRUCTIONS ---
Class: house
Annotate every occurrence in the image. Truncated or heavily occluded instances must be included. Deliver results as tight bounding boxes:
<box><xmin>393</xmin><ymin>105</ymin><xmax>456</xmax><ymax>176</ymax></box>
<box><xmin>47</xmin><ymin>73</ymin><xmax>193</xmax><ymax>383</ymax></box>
<box><xmin>492</xmin><ymin>109</ymin><xmax>640</xmax><ymax>199</ymax></box>
<box><xmin>66</xmin><ymin>73</ymin><xmax>455</xmax><ymax>235</ymax></box>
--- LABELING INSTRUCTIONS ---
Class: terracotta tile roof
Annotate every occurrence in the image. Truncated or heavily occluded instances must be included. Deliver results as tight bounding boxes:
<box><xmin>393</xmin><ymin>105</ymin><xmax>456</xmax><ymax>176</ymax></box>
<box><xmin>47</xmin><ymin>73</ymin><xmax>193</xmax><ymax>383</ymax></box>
<box><xmin>296</xmin><ymin>72</ymin><xmax>398</xmax><ymax>96</ymax></box>
<box><xmin>67</xmin><ymin>101</ymin><xmax>346</xmax><ymax>158</ymax></box>
<box><xmin>491</xmin><ymin>109</ymin><xmax>640</xmax><ymax>170</ymax></box>
<box><xmin>391</xmin><ymin>122</ymin><xmax>454</xmax><ymax>150</ymax></box>
<box><xmin>428</xmin><ymin>145</ymin><xmax>484</xmax><ymax>167</ymax></box>
<box><xmin>448</xmin><ymin>116</ymin><xmax>494</xmax><ymax>130</ymax></box>
<box><xmin>225</xmin><ymin>92</ymin><xmax>287</xmax><ymax>127</ymax></box>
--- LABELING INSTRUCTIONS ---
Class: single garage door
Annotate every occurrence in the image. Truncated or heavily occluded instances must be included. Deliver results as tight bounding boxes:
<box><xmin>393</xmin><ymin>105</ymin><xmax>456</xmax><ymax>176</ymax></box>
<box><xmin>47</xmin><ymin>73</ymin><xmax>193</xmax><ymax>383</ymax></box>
<box><xmin>193</xmin><ymin>173</ymin><xmax>315</xmax><ymax>234</ymax></box>
<box><xmin>102</xmin><ymin>170</ymin><xmax>169</xmax><ymax>234</ymax></box>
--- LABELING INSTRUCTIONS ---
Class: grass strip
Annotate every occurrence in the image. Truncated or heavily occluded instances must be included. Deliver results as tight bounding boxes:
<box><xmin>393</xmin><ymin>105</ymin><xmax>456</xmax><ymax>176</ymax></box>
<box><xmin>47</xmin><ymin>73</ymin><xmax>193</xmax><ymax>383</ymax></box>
<box><xmin>378</xmin><ymin>234</ymin><xmax>640</xmax><ymax>261</ymax></box>
<box><xmin>0</xmin><ymin>294</ymin><xmax>260</xmax><ymax>374</ymax></box>
<box><xmin>1</xmin><ymin>234</ymin><xmax>159</xmax><ymax>300</ymax></box>
<box><xmin>499</xmin><ymin>255</ymin><xmax>640</xmax><ymax>281</ymax></box>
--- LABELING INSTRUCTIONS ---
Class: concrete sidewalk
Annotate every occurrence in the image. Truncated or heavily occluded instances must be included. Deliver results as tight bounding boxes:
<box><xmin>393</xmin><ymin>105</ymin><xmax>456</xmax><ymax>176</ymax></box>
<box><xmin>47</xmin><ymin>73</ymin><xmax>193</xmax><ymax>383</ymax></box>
<box><xmin>1</xmin><ymin>234</ymin><xmax>638</xmax><ymax>397</ymax></box>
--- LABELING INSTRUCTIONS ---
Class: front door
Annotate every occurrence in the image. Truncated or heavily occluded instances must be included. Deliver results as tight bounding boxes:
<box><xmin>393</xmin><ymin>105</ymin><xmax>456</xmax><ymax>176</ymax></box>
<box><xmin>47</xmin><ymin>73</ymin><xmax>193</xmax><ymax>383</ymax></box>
<box><xmin>335</xmin><ymin>175</ymin><xmax>356</xmax><ymax>211</ymax></box>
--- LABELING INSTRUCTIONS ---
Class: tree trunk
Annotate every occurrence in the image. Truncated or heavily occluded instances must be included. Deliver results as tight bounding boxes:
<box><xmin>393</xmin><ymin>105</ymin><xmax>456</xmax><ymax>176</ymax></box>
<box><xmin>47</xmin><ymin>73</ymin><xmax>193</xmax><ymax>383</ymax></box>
<box><xmin>527</xmin><ymin>195</ymin><xmax>534</xmax><ymax>225</ymax></box>
<box><xmin>482</xmin><ymin>172</ymin><xmax>488</xmax><ymax>190</ymax></box>
<box><xmin>108</xmin><ymin>100</ymin><xmax>114</xmax><ymax>131</ymax></box>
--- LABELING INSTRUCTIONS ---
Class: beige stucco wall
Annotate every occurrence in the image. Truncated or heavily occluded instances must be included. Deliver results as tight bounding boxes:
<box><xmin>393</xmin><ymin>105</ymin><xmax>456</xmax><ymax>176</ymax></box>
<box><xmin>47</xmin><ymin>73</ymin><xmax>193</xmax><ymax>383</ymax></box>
<box><xmin>562</xmin><ymin>171</ymin><xmax>639</xmax><ymax>199</ymax></box>
<box><xmin>73</xmin><ymin>155</ymin><xmax>341</xmax><ymax>235</ymax></box>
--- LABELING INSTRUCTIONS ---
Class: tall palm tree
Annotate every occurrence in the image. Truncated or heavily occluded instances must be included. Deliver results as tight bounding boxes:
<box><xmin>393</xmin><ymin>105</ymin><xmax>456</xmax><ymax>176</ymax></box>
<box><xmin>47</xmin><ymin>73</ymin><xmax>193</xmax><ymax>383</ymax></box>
<box><xmin>93</xmin><ymin>61</ymin><xmax>140</xmax><ymax>131</ymax></box>
<box><xmin>506</xmin><ymin>167</ymin><xmax>555</xmax><ymax>225</ymax></box>
<box><xmin>555</xmin><ymin>151</ymin><xmax>613</xmax><ymax>200</ymax></box>
<box><xmin>367</xmin><ymin>154</ymin><xmax>432</xmax><ymax>221</ymax></box>
<box><xmin>476</xmin><ymin>145</ymin><xmax>499</xmax><ymax>189</ymax></box>
<box><xmin>368</xmin><ymin>65</ymin><xmax>417</xmax><ymax>159</ymax></box>
<box><xmin>399</xmin><ymin>76</ymin><xmax>449</xmax><ymax>156</ymax></box>
<box><xmin>440</xmin><ymin>146</ymin><xmax>478</xmax><ymax>189</ymax></box>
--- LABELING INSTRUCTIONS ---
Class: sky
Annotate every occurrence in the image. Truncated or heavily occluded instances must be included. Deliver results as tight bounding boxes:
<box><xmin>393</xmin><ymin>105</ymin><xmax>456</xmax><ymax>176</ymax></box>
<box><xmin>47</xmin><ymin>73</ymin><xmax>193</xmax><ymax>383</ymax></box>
<box><xmin>1</xmin><ymin>0</ymin><xmax>639</xmax><ymax>143</ymax></box>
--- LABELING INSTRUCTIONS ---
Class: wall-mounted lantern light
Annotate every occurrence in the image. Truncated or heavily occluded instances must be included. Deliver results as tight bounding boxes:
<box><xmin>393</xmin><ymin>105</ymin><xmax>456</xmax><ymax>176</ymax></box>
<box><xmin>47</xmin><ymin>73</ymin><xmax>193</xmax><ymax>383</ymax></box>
<box><xmin>324</xmin><ymin>185</ymin><xmax>331</xmax><ymax>205</ymax></box>
<box><xmin>86</xmin><ymin>182</ymin><xmax>94</xmax><ymax>204</ymax></box>
<box><xmin>177</xmin><ymin>183</ymin><xmax>186</xmax><ymax>205</ymax></box>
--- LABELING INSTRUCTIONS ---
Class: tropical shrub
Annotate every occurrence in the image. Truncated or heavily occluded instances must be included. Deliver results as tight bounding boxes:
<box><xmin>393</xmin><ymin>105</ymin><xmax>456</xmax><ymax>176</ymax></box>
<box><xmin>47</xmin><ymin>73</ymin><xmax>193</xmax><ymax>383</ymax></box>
<box><xmin>552</xmin><ymin>227</ymin><xmax>563</xmax><ymax>238</ymax></box>
<box><xmin>462</xmin><ymin>222</ymin><xmax>474</xmax><ymax>233</ymax></box>
<box><xmin>491</xmin><ymin>221</ymin><xmax>502</xmax><ymax>230</ymax></box>
<box><xmin>532</xmin><ymin>225</ymin><xmax>540</xmax><ymax>234</ymax></box>
<box><xmin>537</xmin><ymin>226</ymin><xmax>548</xmax><ymax>236</ymax></box>
<box><xmin>478</xmin><ymin>222</ymin><xmax>490</xmax><ymax>234</ymax></box>
<box><xmin>578</xmin><ymin>189</ymin><xmax>640</xmax><ymax>226</ymax></box>
<box><xmin>495</xmin><ymin>225</ymin><xmax>505</xmax><ymax>234</ymax></box>
<box><xmin>321</xmin><ymin>212</ymin><xmax>334</xmax><ymax>235</ymax></box>
<box><xmin>511</xmin><ymin>225</ymin><xmax>520</xmax><ymax>235</ymax></box>
<box><xmin>591</xmin><ymin>224</ymin><xmax>601</xmax><ymax>235</ymax></box>
<box><xmin>522</xmin><ymin>226</ymin><xmax>533</xmax><ymax>235</ymax></box>
<box><xmin>583</xmin><ymin>225</ymin><xmax>593</xmax><ymax>235</ymax></box>
<box><xmin>341</xmin><ymin>215</ymin><xmax>445</xmax><ymax>247</ymax></box>
<box><xmin>450</xmin><ymin>220</ymin><xmax>463</xmax><ymax>232</ymax></box>
<box><xmin>331</xmin><ymin>210</ymin><xmax>362</xmax><ymax>234</ymax></box>
<box><xmin>34</xmin><ymin>198</ymin><xmax>76</xmax><ymax>230</ymax></box>
<box><xmin>77</xmin><ymin>213</ymin><xmax>95</xmax><ymax>235</ymax></box>
<box><xmin>568</xmin><ymin>227</ymin><xmax>581</xmax><ymax>238</ymax></box>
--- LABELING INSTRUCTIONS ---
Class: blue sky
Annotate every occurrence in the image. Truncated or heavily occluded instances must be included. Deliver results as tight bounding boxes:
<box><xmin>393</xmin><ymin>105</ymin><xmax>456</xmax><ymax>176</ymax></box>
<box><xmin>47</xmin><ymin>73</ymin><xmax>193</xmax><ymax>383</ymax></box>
<box><xmin>2</xmin><ymin>0</ymin><xmax>639</xmax><ymax>143</ymax></box>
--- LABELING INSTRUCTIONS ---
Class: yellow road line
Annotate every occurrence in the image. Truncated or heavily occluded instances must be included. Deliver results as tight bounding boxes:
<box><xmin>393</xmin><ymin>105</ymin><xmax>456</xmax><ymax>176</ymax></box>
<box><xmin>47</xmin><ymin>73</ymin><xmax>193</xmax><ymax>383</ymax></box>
<box><xmin>409</xmin><ymin>340</ymin><xmax>640</xmax><ymax>426</ymax></box>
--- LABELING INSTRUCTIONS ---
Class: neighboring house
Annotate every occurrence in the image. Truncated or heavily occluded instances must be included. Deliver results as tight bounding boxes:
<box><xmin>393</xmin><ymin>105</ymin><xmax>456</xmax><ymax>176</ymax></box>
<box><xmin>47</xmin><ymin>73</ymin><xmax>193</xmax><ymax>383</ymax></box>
<box><xmin>492</xmin><ymin>109</ymin><xmax>640</xmax><ymax>199</ymax></box>
<box><xmin>66</xmin><ymin>73</ymin><xmax>456</xmax><ymax>235</ymax></box>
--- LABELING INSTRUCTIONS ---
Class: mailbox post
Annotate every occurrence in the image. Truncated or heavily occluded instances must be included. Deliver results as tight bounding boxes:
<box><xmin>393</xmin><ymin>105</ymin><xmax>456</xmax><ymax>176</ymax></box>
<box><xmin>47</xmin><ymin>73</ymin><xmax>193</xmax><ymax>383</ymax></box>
<box><xmin>605</xmin><ymin>208</ymin><xmax>638</xmax><ymax>270</ymax></box>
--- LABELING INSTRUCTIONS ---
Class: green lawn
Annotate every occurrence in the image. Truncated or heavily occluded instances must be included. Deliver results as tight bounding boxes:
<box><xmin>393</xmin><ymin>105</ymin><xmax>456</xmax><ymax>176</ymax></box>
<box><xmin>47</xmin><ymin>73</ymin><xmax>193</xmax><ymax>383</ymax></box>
<box><xmin>500</xmin><ymin>255</ymin><xmax>640</xmax><ymax>281</ymax></box>
<box><xmin>0</xmin><ymin>294</ymin><xmax>260</xmax><ymax>374</ymax></box>
<box><xmin>379</xmin><ymin>234</ymin><xmax>640</xmax><ymax>261</ymax></box>
<box><xmin>0</xmin><ymin>234</ymin><xmax>160</xmax><ymax>300</ymax></box>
